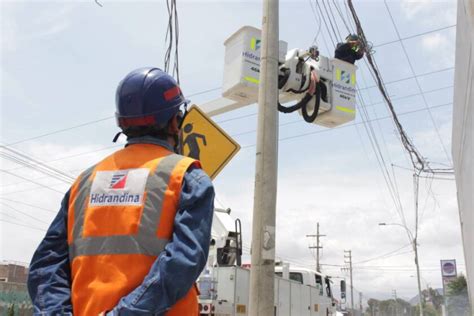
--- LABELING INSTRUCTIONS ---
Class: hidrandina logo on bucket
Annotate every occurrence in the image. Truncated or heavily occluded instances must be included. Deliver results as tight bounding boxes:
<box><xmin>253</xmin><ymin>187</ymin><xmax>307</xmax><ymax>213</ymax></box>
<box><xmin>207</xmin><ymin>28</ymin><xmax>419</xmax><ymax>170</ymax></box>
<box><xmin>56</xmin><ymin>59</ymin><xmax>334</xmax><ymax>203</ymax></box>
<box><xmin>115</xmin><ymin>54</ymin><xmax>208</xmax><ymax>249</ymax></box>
<box><xmin>250</xmin><ymin>37</ymin><xmax>261</xmax><ymax>51</ymax></box>
<box><xmin>89</xmin><ymin>168</ymin><xmax>149</xmax><ymax>206</ymax></box>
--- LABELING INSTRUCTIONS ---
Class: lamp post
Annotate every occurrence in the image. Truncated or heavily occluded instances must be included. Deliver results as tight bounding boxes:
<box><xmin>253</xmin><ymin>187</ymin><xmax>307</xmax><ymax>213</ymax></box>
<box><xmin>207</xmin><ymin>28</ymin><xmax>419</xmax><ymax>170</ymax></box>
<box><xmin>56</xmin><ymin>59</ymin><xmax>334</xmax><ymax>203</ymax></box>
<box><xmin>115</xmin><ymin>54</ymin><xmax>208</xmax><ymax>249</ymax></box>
<box><xmin>379</xmin><ymin>222</ymin><xmax>424</xmax><ymax>316</ymax></box>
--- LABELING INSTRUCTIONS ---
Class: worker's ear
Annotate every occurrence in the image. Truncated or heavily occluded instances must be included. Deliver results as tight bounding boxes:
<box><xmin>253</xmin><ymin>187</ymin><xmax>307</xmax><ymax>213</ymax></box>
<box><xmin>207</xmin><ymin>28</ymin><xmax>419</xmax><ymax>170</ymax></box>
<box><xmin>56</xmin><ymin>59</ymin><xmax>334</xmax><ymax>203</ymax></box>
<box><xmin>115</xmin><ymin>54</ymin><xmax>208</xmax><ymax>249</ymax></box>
<box><xmin>168</xmin><ymin>114</ymin><xmax>181</xmax><ymax>135</ymax></box>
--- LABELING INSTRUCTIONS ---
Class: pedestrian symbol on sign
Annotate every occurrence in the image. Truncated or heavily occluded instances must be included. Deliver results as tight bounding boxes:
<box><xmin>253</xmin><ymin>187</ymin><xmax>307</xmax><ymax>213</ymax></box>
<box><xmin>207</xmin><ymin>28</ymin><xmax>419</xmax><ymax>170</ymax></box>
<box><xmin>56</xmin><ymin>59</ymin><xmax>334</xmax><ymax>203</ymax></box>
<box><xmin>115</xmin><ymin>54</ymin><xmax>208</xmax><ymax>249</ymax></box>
<box><xmin>180</xmin><ymin>105</ymin><xmax>240</xmax><ymax>179</ymax></box>
<box><xmin>183</xmin><ymin>124</ymin><xmax>207</xmax><ymax>160</ymax></box>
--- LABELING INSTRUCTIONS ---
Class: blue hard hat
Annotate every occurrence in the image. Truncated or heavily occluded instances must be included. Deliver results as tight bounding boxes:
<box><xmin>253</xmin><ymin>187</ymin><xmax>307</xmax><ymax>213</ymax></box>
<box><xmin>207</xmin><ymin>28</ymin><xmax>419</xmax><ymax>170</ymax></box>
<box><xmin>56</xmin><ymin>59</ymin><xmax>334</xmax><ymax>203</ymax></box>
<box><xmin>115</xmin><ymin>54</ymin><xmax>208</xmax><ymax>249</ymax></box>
<box><xmin>115</xmin><ymin>67</ymin><xmax>187</xmax><ymax>130</ymax></box>
<box><xmin>346</xmin><ymin>34</ymin><xmax>359</xmax><ymax>42</ymax></box>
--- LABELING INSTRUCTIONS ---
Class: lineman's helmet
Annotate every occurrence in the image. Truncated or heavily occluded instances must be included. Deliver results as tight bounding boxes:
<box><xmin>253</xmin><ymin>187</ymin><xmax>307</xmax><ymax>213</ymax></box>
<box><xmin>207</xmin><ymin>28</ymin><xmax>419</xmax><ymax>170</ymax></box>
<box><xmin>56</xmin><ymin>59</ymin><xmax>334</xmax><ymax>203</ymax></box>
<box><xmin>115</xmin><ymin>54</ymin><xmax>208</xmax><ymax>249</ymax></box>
<box><xmin>345</xmin><ymin>34</ymin><xmax>360</xmax><ymax>42</ymax></box>
<box><xmin>115</xmin><ymin>67</ymin><xmax>187</xmax><ymax>133</ymax></box>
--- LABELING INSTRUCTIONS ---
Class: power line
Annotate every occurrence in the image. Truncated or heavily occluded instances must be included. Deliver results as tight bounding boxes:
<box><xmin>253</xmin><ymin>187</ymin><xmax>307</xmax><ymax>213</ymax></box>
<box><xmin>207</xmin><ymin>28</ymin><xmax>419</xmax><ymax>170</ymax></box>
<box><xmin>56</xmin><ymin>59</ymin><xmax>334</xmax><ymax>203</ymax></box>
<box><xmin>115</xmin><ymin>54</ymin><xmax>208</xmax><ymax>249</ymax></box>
<box><xmin>5</xmin><ymin>116</ymin><xmax>113</xmax><ymax>146</ymax></box>
<box><xmin>0</xmin><ymin>218</ymin><xmax>46</xmax><ymax>232</ymax></box>
<box><xmin>4</xmin><ymin>87</ymin><xmax>220</xmax><ymax>146</ymax></box>
<box><xmin>0</xmin><ymin>146</ymin><xmax>75</xmax><ymax>183</ymax></box>
<box><xmin>0</xmin><ymin>198</ymin><xmax>56</xmax><ymax>214</ymax></box>
<box><xmin>4</xmin><ymin>145</ymin><xmax>119</xmax><ymax>174</ymax></box>
<box><xmin>315</xmin><ymin>0</ymin><xmax>337</xmax><ymax>47</ymax></box>
<box><xmin>239</xmin><ymin>103</ymin><xmax>452</xmax><ymax>149</ymax></box>
<box><xmin>0</xmin><ymin>169</ymin><xmax>65</xmax><ymax>194</ymax></box>
<box><xmin>374</xmin><ymin>24</ymin><xmax>456</xmax><ymax>48</ymax></box>
<box><xmin>308</xmin><ymin>0</ymin><xmax>322</xmax><ymax>45</ymax></box>
<box><xmin>2</xmin><ymin>88</ymin><xmax>452</xmax><ymax>186</ymax></box>
<box><xmin>331</xmin><ymin>0</ymin><xmax>352</xmax><ymax>34</ymax></box>
<box><xmin>2</xmin><ymin>63</ymin><xmax>451</xmax><ymax>151</ymax></box>
<box><xmin>353</xmin><ymin>244</ymin><xmax>412</xmax><ymax>265</ymax></box>
<box><xmin>347</xmin><ymin>0</ymin><xmax>428</xmax><ymax>172</ymax></box>
<box><xmin>383</xmin><ymin>1</ymin><xmax>452</xmax><ymax>166</ymax></box>
<box><xmin>321</xmin><ymin>0</ymin><xmax>342</xmax><ymax>40</ymax></box>
<box><xmin>0</xmin><ymin>202</ymin><xmax>50</xmax><ymax>225</ymax></box>
<box><xmin>307</xmin><ymin>0</ymin><xmax>454</xmax><ymax>227</ymax></box>
<box><xmin>358</xmin><ymin>66</ymin><xmax>454</xmax><ymax>92</ymax></box>
<box><xmin>221</xmin><ymin>69</ymin><xmax>454</xmax><ymax>129</ymax></box>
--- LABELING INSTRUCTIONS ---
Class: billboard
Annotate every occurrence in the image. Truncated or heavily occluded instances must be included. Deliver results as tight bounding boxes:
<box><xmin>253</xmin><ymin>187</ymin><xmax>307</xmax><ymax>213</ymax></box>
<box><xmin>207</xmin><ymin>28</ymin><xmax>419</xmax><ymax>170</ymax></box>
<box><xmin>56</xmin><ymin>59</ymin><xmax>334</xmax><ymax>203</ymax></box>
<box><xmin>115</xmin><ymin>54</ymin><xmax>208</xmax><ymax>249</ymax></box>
<box><xmin>440</xmin><ymin>259</ymin><xmax>457</xmax><ymax>295</ymax></box>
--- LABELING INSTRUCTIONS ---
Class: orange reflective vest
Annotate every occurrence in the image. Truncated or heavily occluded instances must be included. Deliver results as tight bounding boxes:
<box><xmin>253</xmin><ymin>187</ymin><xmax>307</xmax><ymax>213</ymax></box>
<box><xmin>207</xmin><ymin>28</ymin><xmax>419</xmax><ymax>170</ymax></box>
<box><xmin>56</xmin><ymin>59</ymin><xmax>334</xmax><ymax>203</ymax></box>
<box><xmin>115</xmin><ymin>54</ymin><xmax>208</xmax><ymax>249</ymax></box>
<box><xmin>67</xmin><ymin>144</ymin><xmax>200</xmax><ymax>315</ymax></box>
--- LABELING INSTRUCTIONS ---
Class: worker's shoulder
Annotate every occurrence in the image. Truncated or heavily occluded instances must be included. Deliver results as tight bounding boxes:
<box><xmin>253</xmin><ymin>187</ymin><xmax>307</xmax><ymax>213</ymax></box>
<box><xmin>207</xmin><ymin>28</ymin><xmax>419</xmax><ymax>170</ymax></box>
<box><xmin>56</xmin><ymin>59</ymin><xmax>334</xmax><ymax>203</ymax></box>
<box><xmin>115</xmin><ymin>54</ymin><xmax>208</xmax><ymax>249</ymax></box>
<box><xmin>184</xmin><ymin>164</ymin><xmax>213</xmax><ymax>188</ymax></box>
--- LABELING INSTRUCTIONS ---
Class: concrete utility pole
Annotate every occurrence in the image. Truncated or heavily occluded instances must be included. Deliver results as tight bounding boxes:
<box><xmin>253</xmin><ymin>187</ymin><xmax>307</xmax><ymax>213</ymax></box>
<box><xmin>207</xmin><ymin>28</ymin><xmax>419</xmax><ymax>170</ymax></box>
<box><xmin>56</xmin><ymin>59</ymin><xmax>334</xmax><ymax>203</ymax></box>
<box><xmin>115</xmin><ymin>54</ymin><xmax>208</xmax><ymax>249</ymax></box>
<box><xmin>307</xmin><ymin>222</ymin><xmax>326</xmax><ymax>272</ymax></box>
<box><xmin>249</xmin><ymin>0</ymin><xmax>279</xmax><ymax>314</ymax></box>
<box><xmin>344</xmin><ymin>250</ymin><xmax>354</xmax><ymax>312</ymax></box>
<box><xmin>360</xmin><ymin>292</ymin><xmax>363</xmax><ymax>315</ymax></box>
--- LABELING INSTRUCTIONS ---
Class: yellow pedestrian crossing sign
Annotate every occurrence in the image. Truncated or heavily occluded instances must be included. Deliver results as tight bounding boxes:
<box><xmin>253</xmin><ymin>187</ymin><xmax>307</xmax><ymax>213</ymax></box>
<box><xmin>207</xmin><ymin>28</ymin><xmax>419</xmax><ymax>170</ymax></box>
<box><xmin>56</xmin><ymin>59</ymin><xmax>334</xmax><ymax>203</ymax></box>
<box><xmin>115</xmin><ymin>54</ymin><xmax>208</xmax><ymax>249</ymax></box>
<box><xmin>181</xmin><ymin>105</ymin><xmax>241</xmax><ymax>179</ymax></box>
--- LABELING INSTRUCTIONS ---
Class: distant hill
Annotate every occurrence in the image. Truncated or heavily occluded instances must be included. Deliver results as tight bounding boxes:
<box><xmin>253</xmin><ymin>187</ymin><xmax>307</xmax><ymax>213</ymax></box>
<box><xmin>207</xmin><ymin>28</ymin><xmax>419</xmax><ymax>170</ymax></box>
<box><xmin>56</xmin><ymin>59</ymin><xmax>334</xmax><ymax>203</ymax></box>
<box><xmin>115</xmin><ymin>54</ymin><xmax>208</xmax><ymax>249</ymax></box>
<box><xmin>409</xmin><ymin>288</ymin><xmax>444</xmax><ymax>306</ymax></box>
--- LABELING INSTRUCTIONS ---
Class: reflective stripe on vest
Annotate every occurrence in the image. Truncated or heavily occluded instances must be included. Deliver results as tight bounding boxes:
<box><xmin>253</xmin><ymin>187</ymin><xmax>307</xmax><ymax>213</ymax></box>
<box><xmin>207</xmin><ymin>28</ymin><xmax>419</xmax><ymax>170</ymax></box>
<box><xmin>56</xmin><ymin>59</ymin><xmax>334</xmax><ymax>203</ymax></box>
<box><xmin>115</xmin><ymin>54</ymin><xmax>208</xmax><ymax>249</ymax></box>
<box><xmin>68</xmin><ymin>153</ymin><xmax>183</xmax><ymax>260</ymax></box>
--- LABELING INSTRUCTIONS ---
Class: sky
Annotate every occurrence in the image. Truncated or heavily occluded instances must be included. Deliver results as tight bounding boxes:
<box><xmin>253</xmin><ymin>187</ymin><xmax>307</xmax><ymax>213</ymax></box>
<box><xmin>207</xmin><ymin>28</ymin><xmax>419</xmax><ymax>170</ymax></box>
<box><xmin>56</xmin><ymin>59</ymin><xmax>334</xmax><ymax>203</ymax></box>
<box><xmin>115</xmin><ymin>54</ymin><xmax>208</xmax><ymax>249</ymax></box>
<box><xmin>0</xmin><ymin>0</ymin><xmax>464</xmax><ymax>304</ymax></box>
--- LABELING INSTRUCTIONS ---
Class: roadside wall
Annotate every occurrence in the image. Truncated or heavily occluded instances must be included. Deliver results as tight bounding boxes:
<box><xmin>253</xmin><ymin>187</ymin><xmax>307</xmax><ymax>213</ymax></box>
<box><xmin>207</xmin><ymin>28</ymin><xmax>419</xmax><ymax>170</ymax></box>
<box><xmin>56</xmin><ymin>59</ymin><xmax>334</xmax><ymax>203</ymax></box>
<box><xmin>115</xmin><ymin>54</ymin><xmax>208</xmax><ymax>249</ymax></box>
<box><xmin>452</xmin><ymin>0</ymin><xmax>474</xmax><ymax>309</ymax></box>
<box><xmin>0</xmin><ymin>282</ymin><xmax>32</xmax><ymax>316</ymax></box>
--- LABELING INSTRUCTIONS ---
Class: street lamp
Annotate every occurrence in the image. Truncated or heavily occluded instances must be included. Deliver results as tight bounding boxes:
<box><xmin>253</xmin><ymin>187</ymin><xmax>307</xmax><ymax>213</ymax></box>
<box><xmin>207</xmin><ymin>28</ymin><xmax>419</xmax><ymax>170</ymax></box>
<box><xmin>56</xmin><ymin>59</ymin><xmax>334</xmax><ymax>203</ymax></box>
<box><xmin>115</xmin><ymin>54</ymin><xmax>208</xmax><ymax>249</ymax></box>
<box><xmin>379</xmin><ymin>222</ymin><xmax>424</xmax><ymax>316</ymax></box>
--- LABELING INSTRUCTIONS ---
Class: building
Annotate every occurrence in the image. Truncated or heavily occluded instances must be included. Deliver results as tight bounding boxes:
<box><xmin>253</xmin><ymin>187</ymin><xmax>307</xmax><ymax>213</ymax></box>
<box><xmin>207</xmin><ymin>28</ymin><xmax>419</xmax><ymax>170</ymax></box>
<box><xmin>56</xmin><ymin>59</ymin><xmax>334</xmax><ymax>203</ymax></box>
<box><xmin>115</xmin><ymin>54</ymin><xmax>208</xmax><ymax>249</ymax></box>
<box><xmin>0</xmin><ymin>262</ymin><xmax>32</xmax><ymax>315</ymax></box>
<box><xmin>452</xmin><ymin>0</ymin><xmax>474</xmax><ymax>309</ymax></box>
<box><xmin>0</xmin><ymin>263</ymin><xmax>28</xmax><ymax>284</ymax></box>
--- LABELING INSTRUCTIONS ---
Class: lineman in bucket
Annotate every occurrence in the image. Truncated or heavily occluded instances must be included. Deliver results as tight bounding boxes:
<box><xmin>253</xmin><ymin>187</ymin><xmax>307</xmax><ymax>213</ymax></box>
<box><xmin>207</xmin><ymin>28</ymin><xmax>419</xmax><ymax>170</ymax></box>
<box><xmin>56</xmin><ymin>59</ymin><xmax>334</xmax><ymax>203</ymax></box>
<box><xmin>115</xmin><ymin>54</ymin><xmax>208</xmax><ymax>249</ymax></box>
<box><xmin>27</xmin><ymin>67</ymin><xmax>215</xmax><ymax>315</ymax></box>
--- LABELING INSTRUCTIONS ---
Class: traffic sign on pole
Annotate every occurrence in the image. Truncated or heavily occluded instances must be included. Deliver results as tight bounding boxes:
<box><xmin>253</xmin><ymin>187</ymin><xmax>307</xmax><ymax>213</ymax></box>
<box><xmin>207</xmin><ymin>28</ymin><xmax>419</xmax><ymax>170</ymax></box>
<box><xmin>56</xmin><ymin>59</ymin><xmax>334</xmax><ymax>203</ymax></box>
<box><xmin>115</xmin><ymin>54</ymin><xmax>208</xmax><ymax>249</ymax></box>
<box><xmin>181</xmin><ymin>105</ymin><xmax>241</xmax><ymax>179</ymax></box>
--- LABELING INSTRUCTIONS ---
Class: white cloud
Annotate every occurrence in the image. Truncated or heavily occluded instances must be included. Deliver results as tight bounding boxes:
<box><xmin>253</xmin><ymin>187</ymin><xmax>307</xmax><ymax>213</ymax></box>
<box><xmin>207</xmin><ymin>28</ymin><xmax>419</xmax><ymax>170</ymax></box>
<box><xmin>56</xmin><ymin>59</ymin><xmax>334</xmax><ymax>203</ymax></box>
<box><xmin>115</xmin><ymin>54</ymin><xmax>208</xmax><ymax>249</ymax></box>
<box><xmin>422</xmin><ymin>33</ymin><xmax>444</xmax><ymax>50</ymax></box>
<box><xmin>400</xmin><ymin>0</ymin><xmax>457</xmax><ymax>26</ymax></box>
<box><xmin>400</xmin><ymin>0</ymin><xmax>432</xmax><ymax>19</ymax></box>
<box><xmin>0</xmin><ymin>2</ymin><xmax>77</xmax><ymax>53</ymax></box>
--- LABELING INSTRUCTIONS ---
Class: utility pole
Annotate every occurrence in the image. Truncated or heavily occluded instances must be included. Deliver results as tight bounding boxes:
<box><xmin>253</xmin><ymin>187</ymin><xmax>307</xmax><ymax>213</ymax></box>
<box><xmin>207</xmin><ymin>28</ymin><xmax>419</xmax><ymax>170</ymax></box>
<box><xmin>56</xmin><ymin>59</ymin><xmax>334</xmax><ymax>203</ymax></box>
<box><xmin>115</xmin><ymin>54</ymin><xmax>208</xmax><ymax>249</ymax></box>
<box><xmin>393</xmin><ymin>289</ymin><xmax>398</xmax><ymax>316</ymax></box>
<box><xmin>379</xmin><ymin>220</ymin><xmax>424</xmax><ymax>316</ymax></box>
<box><xmin>307</xmin><ymin>222</ymin><xmax>326</xmax><ymax>272</ymax></box>
<box><xmin>344</xmin><ymin>250</ymin><xmax>354</xmax><ymax>312</ymax></box>
<box><xmin>249</xmin><ymin>0</ymin><xmax>279</xmax><ymax>315</ymax></box>
<box><xmin>359</xmin><ymin>292</ymin><xmax>363</xmax><ymax>315</ymax></box>
<box><xmin>414</xmin><ymin>240</ymin><xmax>424</xmax><ymax>316</ymax></box>
<box><xmin>413</xmin><ymin>173</ymin><xmax>424</xmax><ymax>316</ymax></box>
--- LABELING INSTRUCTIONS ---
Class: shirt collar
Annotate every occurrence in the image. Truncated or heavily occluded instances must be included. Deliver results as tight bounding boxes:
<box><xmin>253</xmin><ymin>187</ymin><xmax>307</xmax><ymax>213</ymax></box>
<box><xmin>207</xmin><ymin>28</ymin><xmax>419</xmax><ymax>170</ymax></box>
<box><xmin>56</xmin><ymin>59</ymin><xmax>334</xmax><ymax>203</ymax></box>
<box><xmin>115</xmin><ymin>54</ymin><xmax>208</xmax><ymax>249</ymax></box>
<box><xmin>126</xmin><ymin>136</ymin><xmax>174</xmax><ymax>152</ymax></box>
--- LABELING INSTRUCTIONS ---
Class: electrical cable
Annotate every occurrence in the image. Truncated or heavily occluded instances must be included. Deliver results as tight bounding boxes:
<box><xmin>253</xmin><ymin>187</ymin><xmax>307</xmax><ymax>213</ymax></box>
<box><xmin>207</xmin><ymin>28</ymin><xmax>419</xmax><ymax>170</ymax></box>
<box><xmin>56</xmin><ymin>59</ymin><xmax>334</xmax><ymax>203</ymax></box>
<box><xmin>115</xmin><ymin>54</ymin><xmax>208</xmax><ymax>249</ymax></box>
<box><xmin>0</xmin><ymin>146</ymin><xmax>74</xmax><ymax>183</ymax></box>
<box><xmin>374</xmin><ymin>24</ymin><xmax>456</xmax><ymax>48</ymax></box>
<box><xmin>331</xmin><ymin>0</ymin><xmax>353</xmax><ymax>34</ymax></box>
<box><xmin>314</xmin><ymin>4</ymin><xmax>407</xmax><ymax>222</ymax></box>
<box><xmin>164</xmin><ymin>0</ymin><xmax>180</xmax><ymax>84</ymax></box>
<box><xmin>353</xmin><ymin>244</ymin><xmax>412</xmax><ymax>265</ymax></box>
<box><xmin>0</xmin><ymin>219</ymin><xmax>46</xmax><ymax>232</ymax></box>
<box><xmin>0</xmin><ymin>169</ymin><xmax>65</xmax><ymax>194</ymax></box>
<box><xmin>383</xmin><ymin>1</ymin><xmax>452</xmax><ymax>166</ymax></box>
<box><xmin>239</xmin><ymin>102</ymin><xmax>452</xmax><ymax>148</ymax></box>
<box><xmin>321</xmin><ymin>0</ymin><xmax>341</xmax><ymax>41</ymax></box>
<box><xmin>355</xmin><ymin>64</ymin><xmax>407</xmax><ymax>224</ymax></box>
<box><xmin>308</xmin><ymin>0</ymin><xmax>322</xmax><ymax>45</ymax></box>
<box><xmin>0</xmin><ymin>202</ymin><xmax>50</xmax><ymax>225</ymax></box>
<box><xmin>0</xmin><ymin>198</ymin><xmax>56</xmax><ymax>213</ymax></box>
<box><xmin>4</xmin><ymin>87</ymin><xmax>220</xmax><ymax>147</ymax></box>
<box><xmin>354</xmin><ymin>67</ymin><xmax>454</xmax><ymax>92</ymax></box>
<box><xmin>347</xmin><ymin>0</ymin><xmax>428</xmax><ymax>172</ymax></box>
<box><xmin>315</xmin><ymin>0</ymin><xmax>337</xmax><ymax>46</ymax></box>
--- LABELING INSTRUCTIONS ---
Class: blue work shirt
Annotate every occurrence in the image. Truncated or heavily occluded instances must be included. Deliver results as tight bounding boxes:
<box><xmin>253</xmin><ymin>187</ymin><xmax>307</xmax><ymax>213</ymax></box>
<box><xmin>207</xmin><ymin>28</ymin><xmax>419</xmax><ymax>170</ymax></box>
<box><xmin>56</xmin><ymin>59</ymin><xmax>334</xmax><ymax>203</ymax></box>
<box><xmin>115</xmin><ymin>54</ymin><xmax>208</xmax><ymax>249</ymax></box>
<box><xmin>27</xmin><ymin>137</ymin><xmax>215</xmax><ymax>315</ymax></box>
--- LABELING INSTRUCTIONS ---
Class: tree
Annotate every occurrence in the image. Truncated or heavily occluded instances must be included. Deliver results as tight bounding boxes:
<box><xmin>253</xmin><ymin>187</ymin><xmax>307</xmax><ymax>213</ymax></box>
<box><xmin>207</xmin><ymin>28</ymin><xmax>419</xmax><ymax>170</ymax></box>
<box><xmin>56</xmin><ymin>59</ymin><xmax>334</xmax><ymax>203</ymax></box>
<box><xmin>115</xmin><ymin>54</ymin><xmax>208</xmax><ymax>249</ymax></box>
<box><xmin>447</xmin><ymin>275</ymin><xmax>468</xmax><ymax>296</ymax></box>
<box><xmin>7</xmin><ymin>303</ymin><xmax>15</xmax><ymax>316</ymax></box>
<box><xmin>446</xmin><ymin>275</ymin><xmax>471</xmax><ymax>316</ymax></box>
<box><xmin>422</xmin><ymin>287</ymin><xmax>443</xmax><ymax>314</ymax></box>
<box><xmin>366</xmin><ymin>298</ymin><xmax>380</xmax><ymax>316</ymax></box>
<box><xmin>365</xmin><ymin>297</ymin><xmax>415</xmax><ymax>316</ymax></box>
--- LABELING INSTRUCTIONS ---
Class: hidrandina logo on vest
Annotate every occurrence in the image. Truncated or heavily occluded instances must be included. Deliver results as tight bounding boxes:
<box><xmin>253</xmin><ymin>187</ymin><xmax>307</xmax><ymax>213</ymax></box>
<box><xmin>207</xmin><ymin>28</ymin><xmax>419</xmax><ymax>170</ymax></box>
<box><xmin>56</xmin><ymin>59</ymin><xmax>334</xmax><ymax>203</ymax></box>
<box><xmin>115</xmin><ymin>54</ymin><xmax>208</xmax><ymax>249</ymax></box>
<box><xmin>89</xmin><ymin>169</ymin><xmax>149</xmax><ymax>206</ymax></box>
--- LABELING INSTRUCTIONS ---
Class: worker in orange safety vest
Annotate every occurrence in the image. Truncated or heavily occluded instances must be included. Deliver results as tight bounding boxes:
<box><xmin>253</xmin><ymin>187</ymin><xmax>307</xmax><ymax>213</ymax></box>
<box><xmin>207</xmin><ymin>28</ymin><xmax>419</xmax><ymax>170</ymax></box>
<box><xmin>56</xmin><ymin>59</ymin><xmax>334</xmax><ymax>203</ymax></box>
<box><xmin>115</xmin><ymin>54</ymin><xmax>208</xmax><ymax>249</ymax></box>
<box><xmin>28</xmin><ymin>67</ymin><xmax>215</xmax><ymax>315</ymax></box>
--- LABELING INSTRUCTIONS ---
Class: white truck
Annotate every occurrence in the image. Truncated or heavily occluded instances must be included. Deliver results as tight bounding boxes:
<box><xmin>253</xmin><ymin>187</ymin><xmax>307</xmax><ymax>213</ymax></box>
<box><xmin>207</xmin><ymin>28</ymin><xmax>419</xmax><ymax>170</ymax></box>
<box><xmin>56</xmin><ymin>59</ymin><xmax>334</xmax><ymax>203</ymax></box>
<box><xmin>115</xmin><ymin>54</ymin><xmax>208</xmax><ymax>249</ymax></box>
<box><xmin>197</xmin><ymin>209</ymin><xmax>345</xmax><ymax>316</ymax></box>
